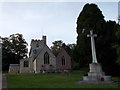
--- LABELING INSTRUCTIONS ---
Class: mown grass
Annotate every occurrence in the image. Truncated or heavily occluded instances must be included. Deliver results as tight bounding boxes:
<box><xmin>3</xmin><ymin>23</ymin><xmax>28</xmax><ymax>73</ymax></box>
<box><xmin>7</xmin><ymin>70</ymin><xmax>120</xmax><ymax>88</ymax></box>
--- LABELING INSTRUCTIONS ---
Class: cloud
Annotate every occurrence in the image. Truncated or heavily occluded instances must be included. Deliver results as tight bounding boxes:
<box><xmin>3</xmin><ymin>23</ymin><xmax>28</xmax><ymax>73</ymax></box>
<box><xmin>0</xmin><ymin>2</ymin><xmax>118</xmax><ymax>49</ymax></box>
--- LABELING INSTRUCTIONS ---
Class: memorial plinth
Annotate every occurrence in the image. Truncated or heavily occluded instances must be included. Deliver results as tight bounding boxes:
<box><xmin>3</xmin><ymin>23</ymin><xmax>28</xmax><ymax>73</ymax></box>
<box><xmin>83</xmin><ymin>63</ymin><xmax>112</xmax><ymax>82</ymax></box>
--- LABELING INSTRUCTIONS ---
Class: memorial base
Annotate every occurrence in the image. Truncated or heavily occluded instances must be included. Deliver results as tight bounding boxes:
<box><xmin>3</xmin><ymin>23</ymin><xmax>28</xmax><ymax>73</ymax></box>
<box><xmin>83</xmin><ymin>63</ymin><xmax>112</xmax><ymax>82</ymax></box>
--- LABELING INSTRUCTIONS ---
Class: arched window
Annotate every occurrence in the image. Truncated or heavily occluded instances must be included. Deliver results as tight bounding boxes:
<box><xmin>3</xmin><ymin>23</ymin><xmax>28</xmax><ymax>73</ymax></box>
<box><xmin>62</xmin><ymin>56</ymin><xmax>65</xmax><ymax>65</ymax></box>
<box><xmin>44</xmin><ymin>52</ymin><xmax>49</xmax><ymax>64</ymax></box>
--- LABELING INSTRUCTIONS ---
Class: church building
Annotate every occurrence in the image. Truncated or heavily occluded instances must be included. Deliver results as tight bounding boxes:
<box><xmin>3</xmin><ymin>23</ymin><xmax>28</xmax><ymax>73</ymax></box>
<box><xmin>9</xmin><ymin>36</ymin><xmax>71</xmax><ymax>73</ymax></box>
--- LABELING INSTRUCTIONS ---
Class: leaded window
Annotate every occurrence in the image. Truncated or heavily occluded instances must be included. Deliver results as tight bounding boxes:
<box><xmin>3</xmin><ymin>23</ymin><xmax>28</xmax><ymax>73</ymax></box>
<box><xmin>44</xmin><ymin>52</ymin><xmax>49</xmax><ymax>64</ymax></box>
<box><xmin>62</xmin><ymin>56</ymin><xmax>65</xmax><ymax>65</ymax></box>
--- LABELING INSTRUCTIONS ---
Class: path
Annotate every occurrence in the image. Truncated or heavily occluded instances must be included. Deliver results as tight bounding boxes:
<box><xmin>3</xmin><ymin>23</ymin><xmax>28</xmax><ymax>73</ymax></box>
<box><xmin>2</xmin><ymin>74</ymin><xmax>7</xmax><ymax>89</ymax></box>
<box><xmin>0</xmin><ymin>74</ymin><xmax>2</xmax><ymax>90</ymax></box>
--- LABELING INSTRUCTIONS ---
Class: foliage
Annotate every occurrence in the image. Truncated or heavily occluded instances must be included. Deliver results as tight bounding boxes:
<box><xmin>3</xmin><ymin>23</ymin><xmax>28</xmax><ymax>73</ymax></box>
<box><xmin>2</xmin><ymin>33</ymin><xmax>28</xmax><ymax>71</ymax></box>
<box><xmin>95</xmin><ymin>21</ymin><xmax>120</xmax><ymax>76</ymax></box>
<box><xmin>74</xmin><ymin>3</ymin><xmax>105</xmax><ymax>68</ymax></box>
<box><xmin>51</xmin><ymin>40</ymin><xmax>63</xmax><ymax>56</ymax></box>
<box><xmin>114</xmin><ymin>25</ymin><xmax>120</xmax><ymax>65</ymax></box>
<box><xmin>9</xmin><ymin>34</ymin><xmax>28</xmax><ymax>58</ymax></box>
<box><xmin>74</xmin><ymin>3</ymin><xmax>120</xmax><ymax>76</ymax></box>
<box><xmin>50</xmin><ymin>40</ymin><xmax>75</xmax><ymax>57</ymax></box>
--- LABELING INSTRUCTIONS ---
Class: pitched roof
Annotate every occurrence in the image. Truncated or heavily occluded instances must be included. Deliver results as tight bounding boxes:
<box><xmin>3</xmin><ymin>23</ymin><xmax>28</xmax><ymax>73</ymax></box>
<box><xmin>32</xmin><ymin>47</ymin><xmax>44</xmax><ymax>61</ymax></box>
<box><xmin>57</xmin><ymin>47</ymin><xmax>70</xmax><ymax>57</ymax></box>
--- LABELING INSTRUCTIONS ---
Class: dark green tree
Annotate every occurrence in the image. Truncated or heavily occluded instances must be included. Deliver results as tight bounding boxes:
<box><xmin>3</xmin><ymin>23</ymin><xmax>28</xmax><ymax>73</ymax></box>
<box><xmin>2</xmin><ymin>33</ymin><xmax>28</xmax><ymax>71</ymax></box>
<box><xmin>62</xmin><ymin>43</ymin><xmax>75</xmax><ymax>56</ymax></box>
<box><xmin>51</xmin><ymin>40</ymin><xmax>63</xmax><ymax>56</ymax></box>
<box><xmin>95</xmin><ymin>21</ymin><xmax>119</xmax><ymax>76</ymax></box>
<box><xmin>51</xmin><ymin>40</ymin><xmax>73</xmax><ymax>55</ymax></box>
<box><xmin>2</xmin><ymin>37</ymin><xmax>13</xmax><ymax>71</ymax></box>
<box><xmin>9</xmin><ymin>33</ymin><xmax>28</xmax><ymax>59</ymax></box>
<box><xmin>114</xmin><ymin>24</ymin><xmax>120</xmax><ymax>65</ymax></box>
<box><xmin>74</xmin><ymin>3</ymin><xmax>105</xmax><ymax>67</ymax></box>
<box><xmin>51</xmin><ymin>40</ymin><xmax>75</xmax><ymax>57</ymax></box>
<box><xmin>75</xmin><ymin>3</ymin><xmax>120</xmax><ymax>76</ymax></box>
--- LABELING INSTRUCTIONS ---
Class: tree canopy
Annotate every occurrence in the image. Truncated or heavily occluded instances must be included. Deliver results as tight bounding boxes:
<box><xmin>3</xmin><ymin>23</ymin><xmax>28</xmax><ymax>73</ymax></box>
<box><xmin>2</xmin><ymin>33</ymin><xmax>28</xmax><ymax>71</ymax></box>
<box><xmin>74</xmin><ymin>3</ymin><xmax>120</xmax><ymax>76</ymax></box>
<box><xmin>50</xmin><ymin>40</ymin><xmax>75</xmax><ymax>56</ymax></box>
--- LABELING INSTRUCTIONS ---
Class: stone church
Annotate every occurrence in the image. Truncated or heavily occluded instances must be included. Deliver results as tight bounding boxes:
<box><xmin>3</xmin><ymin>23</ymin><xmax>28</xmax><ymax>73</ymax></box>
<box><xmin>9</xmin><ymin>36</ymin><xmax>71</xmax><ymax>73</ymax></box>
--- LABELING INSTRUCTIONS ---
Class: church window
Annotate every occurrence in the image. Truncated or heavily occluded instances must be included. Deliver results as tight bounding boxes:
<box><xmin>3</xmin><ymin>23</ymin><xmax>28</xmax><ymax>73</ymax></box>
<box><xmin>36</xmin><ymin>43</ymin><xmax>39</xmax><ymax>47</ymax></box>
<box><xmin>24</xmin><ymin>61</ymin><xmax>29</xmax><ymax>67</ymax></box>
<box><xmin>62</xmin><ymin>56</ymin><xmax>65</xmax><ymax>65</ymax></box>
<box><xmin>44</xmin><ymin>52</ymin><xmax>49</xmax><ymax>64</ymax></box>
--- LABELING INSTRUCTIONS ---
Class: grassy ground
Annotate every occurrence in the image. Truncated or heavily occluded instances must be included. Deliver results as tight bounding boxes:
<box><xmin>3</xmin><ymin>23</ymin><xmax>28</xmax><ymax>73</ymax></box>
<box><xmin>7</xmin><ymin>70</ymin><xmax>120</xmax><ymax>88</ymax></box>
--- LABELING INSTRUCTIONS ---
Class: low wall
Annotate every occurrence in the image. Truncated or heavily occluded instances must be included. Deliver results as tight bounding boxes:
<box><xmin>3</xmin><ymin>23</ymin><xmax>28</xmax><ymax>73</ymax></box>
<box><xmin>9</xmin><ymin>64</ymin><xmax>20</xmax><ymax>73</ymax></box>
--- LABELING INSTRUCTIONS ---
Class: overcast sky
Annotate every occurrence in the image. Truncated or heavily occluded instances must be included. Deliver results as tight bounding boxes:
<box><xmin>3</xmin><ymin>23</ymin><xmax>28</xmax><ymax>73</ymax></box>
<box><xmin>0</xmin><ymin>1</ymin><xmax>118</xmax><ymax>51</ymax></box>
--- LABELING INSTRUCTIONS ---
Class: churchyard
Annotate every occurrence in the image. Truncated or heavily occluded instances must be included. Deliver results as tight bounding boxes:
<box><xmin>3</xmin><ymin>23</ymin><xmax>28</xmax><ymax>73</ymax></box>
<box><xmin>1</xmin><ymin>2</ymin><xmax>120</xmax><ymax>89</ymax></box>
<box><xmin>5</xmin><ymin>31</ymin><xmax>120</xmax><ymax>88</ymax></box>
<box><xmin>6</xmin><ymin>69</ymin><xmax>120</xmax><ymax>88</ymax></box>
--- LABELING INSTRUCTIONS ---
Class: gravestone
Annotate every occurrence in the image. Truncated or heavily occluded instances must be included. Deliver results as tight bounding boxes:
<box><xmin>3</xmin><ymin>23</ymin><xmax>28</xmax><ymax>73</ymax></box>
<box><xmin>80</xmin><ymin>30</ymin><xmax>112</xmax><ymax>84</ymax></box>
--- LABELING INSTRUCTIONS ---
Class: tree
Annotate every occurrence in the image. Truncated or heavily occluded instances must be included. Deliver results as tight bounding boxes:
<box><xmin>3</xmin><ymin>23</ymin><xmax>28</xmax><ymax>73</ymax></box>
<box><xmin>75</xmin><ymin>3</ymin><xmax>120</xmax><ymax>76</ymax></box>
<box><xmin>2</xmin><ymin>33</ymin><xmax>28</xmax><ymax>71</ymax></box>
<box><xmin>95</xmin><ymin>21</ymin><xmax>119</xmax><ymax>76</ymax></box>
<box><xmin>2</xmin><ymin>37</ymin><xmax>13</xmax><ymax>71</ymax></box>
<box><xmin>51</xmin><ymin>40</ymin><xmax>75</xmax><ymax>56</ymax></box>
<box><xmin>9</xmin><ymin>33</ymin><xmax>28</xmax><ymax>59</ymax></box>
<box><xmin>114</xmin><ymin>24</ymin><xmax>120</xmax><ymax>65</ymax></box>
<box><xmin>75</xmin><ymin>3</ymin><xmax>105</xmax><ymax>68</ymax></box>
<box><xmin>51</xmin><ymin>40</ymin><xmax>63</xmax><ymax>56</ymax></box>
<box><xmin>62</xmin><ymin>43</ymin><xmax>75</xmax><ymax>56</ymax></box>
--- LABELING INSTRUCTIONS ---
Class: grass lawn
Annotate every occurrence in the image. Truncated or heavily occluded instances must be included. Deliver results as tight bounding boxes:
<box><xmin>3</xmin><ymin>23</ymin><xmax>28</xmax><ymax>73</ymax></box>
<box><xmin>7</xmin><ymin>70</ymin><xmax>120</xmax><ymax>88</ymax></box>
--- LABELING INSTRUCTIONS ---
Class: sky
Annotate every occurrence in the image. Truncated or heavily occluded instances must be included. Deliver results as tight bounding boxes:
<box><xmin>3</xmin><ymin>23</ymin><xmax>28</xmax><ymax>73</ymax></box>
<box><xmin>0</xmin><ymin>1</ymin><xmax>118</xmax><ymax>51</ymax></box>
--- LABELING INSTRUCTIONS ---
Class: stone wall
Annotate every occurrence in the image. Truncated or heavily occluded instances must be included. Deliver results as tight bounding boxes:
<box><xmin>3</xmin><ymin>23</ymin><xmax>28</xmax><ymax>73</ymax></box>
<box><xmin>56</xmin><ymin>48</ymin><xmax>71</xmax><ymax>72</ymax></box>
<box><xmin>36</xmin><ymin>45</ymin><xmax>56</xmax><ymax>73</ymax></box>
<box><xmin>9</xmin><ymin>64</ymin><xmax>20</xmax><ymax>73</ymax></box>
<box><xmin>20</xmin><ymin>58</ymin><xmax>34</xmax><ymax>73</ymax></box>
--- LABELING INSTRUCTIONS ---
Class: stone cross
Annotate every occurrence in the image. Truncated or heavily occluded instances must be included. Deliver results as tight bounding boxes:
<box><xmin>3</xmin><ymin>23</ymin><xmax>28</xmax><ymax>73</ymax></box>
<box><xmin>87</xmin><ymin>30</ymin><xmax>98</xmax><ymax>63</ymax></box>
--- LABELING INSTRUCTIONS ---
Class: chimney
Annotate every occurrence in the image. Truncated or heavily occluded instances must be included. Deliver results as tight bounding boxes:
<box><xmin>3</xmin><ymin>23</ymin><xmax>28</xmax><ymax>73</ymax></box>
<box><xmin>42</xmin><ymin>36</ymin><xmax>46</xmax><ymax>44</ymax></box>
